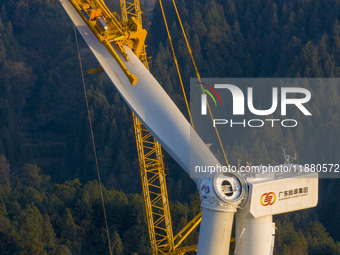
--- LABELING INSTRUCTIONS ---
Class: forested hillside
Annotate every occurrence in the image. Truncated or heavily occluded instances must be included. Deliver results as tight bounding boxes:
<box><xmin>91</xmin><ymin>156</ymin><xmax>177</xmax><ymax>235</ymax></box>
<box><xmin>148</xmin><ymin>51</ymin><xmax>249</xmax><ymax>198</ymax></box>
<box><xmin>0</xmin><ymin>0</ymin><xmax>339</xmax><ymax>254</ymax></box>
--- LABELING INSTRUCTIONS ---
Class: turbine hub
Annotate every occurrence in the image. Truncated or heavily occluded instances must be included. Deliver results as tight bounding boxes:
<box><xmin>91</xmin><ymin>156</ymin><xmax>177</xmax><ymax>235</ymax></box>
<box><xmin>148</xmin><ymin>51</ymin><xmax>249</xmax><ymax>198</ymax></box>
<box><xmin>198</xmin><ymin>172</ymin><xmax>247</xmax><ymax>212</ymax></box>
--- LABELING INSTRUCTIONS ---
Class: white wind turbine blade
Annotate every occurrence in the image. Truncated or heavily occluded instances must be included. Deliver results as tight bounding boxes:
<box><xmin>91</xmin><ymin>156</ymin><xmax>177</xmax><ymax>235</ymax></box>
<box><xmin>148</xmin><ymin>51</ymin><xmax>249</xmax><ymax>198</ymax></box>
<box><xmin>59</xmin><ymin>0</ymin><xmax>219</xmax><ymax>178</ymax></box>
<box><xmin>60</xmin><ymin>1</ymin><xmax>242</xmax><ymax>254</ymax></box>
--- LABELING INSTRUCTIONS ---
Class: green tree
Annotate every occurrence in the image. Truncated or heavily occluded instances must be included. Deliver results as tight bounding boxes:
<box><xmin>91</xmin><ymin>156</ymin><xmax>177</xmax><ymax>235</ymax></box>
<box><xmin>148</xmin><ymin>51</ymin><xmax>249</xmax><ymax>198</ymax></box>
<box><xmin>20</xmin><ymin>164</ymin><xmax>42</xmax><ymax>189</ymax></box>
<box><xmin>111</xmin><ymin>231</ymin><xmax>123</xmax><ymax>255</ymax></box>
<box><xmin>0</xmin><ymin>154</ymin><xmax>10</xmax><ymax>186</ymax></box>
<box><xmin>18</xmin><ymin>204</ymin><xmax>45</xmax><ymax>255</ymax></box>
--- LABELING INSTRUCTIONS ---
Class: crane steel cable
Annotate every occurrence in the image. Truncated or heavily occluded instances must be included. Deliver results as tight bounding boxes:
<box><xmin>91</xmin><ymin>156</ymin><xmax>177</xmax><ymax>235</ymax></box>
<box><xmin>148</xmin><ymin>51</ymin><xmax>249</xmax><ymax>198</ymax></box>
<box><xmin>74</xmin><ymin>25</ymin><xmax>113</xmax><ymax>255</ymax></box>
<box><xmin>158</xmin><ymin>0</ymin><xmax>194</xmax><ymax>128</ymax></box>
<box><xmin>160</xmin><ymin>0</ymin><xmax>230</xmax><ymax>166</ymax></box>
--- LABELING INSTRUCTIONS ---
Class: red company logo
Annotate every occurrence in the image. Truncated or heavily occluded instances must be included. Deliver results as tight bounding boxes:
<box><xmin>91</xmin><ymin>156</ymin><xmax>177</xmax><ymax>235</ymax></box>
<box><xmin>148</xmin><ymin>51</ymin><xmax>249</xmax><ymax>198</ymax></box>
<box><xmin>260</xmin><ymin>192</ymin><xmax>276</xmax><ymax>206</ymax></box>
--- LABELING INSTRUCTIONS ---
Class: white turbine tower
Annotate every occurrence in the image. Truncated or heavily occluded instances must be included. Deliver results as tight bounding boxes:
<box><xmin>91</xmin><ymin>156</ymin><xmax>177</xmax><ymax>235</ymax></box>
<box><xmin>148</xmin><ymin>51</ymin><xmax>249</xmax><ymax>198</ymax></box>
<box><xmin>60</xmin><ymin>1</ymin><xmax>318</xmax><ymax>254</ymax></box>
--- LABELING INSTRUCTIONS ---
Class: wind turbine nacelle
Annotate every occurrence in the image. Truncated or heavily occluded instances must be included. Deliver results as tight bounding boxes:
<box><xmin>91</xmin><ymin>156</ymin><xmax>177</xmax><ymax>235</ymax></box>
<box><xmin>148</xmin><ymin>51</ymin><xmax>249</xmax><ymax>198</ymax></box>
<box><xmin>244</xmin><ymin>167</ymin><xmax>318</xmax><ymax>218</ymax></box>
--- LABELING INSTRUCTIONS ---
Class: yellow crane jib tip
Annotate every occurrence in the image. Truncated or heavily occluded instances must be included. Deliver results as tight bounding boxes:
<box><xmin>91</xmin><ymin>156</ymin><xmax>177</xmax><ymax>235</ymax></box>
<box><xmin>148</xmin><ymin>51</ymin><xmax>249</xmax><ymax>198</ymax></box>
<box><xmin>69</xmin><ymin>0</ymin><xmax>138</xmax><ymax>86</ymax></box>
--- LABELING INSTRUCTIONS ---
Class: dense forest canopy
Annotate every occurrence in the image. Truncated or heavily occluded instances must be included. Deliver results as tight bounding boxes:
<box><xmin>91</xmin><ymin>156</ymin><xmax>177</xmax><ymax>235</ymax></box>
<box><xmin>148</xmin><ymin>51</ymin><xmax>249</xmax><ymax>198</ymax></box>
<box><xmin>0</xmin><ymin>0</ymin><xmax>339</xmax><ymax>254</ymax></box>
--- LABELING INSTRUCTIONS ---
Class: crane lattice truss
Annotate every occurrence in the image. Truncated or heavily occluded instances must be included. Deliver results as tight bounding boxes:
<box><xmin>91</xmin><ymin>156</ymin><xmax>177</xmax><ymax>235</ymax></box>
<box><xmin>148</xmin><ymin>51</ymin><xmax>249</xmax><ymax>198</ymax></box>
<box><xmin>133</xmin><ymin>116</ymin><xmax>174</xmax><ymax>253</ymax></box>
<box><xmin>121</xmin><ymin>1</ymin><xmax>200</xmax><ymax>254</ymax></box>
<box><xmin>67</xmin><ymin>0</ymin><xmax>200</xmax><ymax>254</ymax></box>
<box><xmin>121</xmin><ymin>1</ymin><xmax>174</xmax><ymax>253</ymax></box>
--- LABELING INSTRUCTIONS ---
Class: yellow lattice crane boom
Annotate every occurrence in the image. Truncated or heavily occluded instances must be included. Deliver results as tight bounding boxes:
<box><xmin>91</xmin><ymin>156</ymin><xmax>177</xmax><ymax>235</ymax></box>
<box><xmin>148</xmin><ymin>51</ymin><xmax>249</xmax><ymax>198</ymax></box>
<box><xmin>120</xmin><ymin>1</ymin><xmax>201</xmax><ymax>254</ymax></box>
<box><xmin>68</xmin><ymin>0</ymin><xmax>201</xmax><ymax>254</ymax></box>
